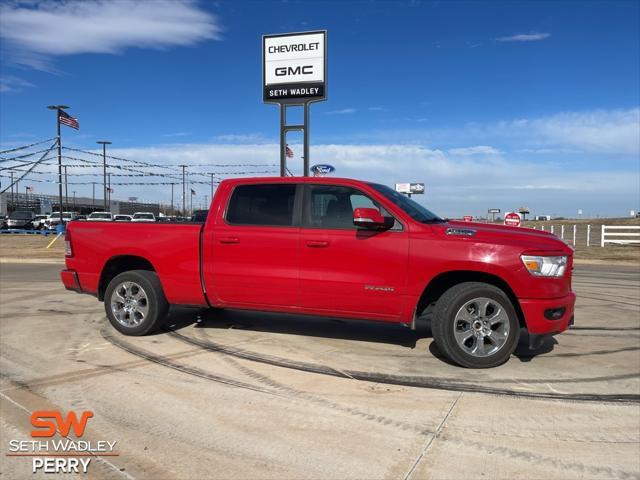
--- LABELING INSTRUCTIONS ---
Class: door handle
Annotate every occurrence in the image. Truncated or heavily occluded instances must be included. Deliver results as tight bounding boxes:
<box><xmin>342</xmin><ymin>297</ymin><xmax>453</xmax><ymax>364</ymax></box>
<box><xmin>306</xmin><ymin>240</ymin><xmax>330</xmax><ymax>248</ymax></box>
<box><xmin>219</xmin><ymin>237</ymin><xmax>240</xmax><ymax>244</ymax></box>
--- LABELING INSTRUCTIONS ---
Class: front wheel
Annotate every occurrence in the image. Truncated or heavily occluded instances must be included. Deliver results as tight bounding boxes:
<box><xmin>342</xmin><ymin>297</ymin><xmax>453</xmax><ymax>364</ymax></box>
<box><xmin>431</xmin><ymin>282</ymin><xmax>520</xmax><ymax>368</ymax></box>
<box><xmin>104</xmin><ymin>270</ymin><xmax>169</xmax><ymax>336</ymax></box>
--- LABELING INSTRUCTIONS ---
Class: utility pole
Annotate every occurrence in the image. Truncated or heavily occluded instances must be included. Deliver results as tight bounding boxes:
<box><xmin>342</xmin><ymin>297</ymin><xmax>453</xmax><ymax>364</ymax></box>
<box><xmin>180</xmin><ymin>165</ymin><xmax>186</xmax><ymax>216</ymax></box>
<box><xmin>209</xmin><ymin>173</ymin><xmax>214</xmax><ymax>202</ymax></box>
<box><xmin>47</xmin><ymin>105</ymin><xmax>68</xmax><ymax>224</ymax></box>
<box><xmin>64</xmin><ymin>165</ymin><xmax>68</xmax><ymax>211</ymax></box>
<box><xmin>170</xmin><ymin>183</ymin><xmax>174</xmax><ymax>214</ymax></box>
<box><xmin>107</xmin><ymin>173</ymin><xmax>111</xmax><ymax>208</ymax></box>
<box><xmin>92</xmin><ymin>182</ymin><xmax>95</xmax><ymax>208</ymax></box>
<box><xmin>205</xmin><ymin>195</ymin><xmax>208</xmax><ymax>210</ymax></box>
<box><xmin>96</xmin><ymin>141</ymin><xmax>111</xmax><ymax>211</ymax></box>
<box><xmin>9</xmin><ymin>170</ymin><xmax>14</xmax><ymax>212</ymax></box>
<box><xmin>73</xmin><ymin>191</ymin><xmax>76</xmax><ymax>212</ymax></box>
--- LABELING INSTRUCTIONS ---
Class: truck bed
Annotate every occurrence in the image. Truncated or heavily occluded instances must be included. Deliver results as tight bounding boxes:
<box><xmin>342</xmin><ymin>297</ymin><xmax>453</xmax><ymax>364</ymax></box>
<box><xmin>66</xmin><ymin>221</ymin><xmax>208</xmax><ymax>306</ymax></box>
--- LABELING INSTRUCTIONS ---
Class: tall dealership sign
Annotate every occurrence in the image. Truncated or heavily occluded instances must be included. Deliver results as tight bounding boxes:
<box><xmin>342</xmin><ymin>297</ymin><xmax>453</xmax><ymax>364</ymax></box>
<box><xmin>263</xmin><ymin>31</ymin><xmax>327</xmax><ymax>176</ymax></box>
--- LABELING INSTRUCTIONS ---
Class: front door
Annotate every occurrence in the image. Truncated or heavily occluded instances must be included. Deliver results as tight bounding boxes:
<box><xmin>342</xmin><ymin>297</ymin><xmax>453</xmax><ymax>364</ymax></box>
<box><xmin>299</xmin><ymin>184</ymin><xmax>408</xmax><ymax>321</ymax></box>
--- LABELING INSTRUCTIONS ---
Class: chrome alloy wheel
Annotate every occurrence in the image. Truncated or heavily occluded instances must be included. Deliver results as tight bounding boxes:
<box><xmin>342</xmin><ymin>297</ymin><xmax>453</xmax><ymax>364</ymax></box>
<box><xmin>453</xmin><ymin>297</ymin><xmax>510</xmax><ymax>357</ymax></box>
<box><xmin>110</xmin><ymin>281</ymin><xmax>149</xmax><ymax>327</ymax></box>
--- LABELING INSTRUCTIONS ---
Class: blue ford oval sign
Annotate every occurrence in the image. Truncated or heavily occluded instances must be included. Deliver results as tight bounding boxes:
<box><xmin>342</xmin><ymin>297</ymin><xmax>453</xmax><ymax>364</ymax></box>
<box><xmin>310</xmin><ymin>164</ymin><xmax>335</xmax><ymax>176</ymax></box>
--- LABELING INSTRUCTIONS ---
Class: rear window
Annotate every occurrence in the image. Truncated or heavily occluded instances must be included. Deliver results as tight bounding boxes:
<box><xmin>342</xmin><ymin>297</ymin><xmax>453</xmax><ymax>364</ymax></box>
<box><xmin>226</xmin><ymin>184</ymin><xmax>296</xmax><ymax>226</ymax></box>
<box><xmin>90</xmin><ymin>213</ymin><xmax>111</xmax><ymax>219</ymax></box>
<box><xmin>133</xmin><ymin>214</ymin><xmax>154</xmax><ymax>220</ymax></box>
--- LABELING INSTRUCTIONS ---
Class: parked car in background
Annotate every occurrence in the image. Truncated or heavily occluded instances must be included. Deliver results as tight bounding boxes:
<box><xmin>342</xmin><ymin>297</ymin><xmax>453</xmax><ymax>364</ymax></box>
<box><xmin>191</xmin><ymin>210</ymin><xmax>209</xmax><ymax>222</ymax></box>
<box><xmin>1</xmin><ymin>215</ymin><xmax>8</xmax><ymax>229</ymax></box>
<box><xmin>88</xmin><ymin>212</ymin><xmax>113</xmax><ymax>222</ymax></box>
<box><xmin>44</xmin><ymin>212</ymin><xmax>75</xmax><ymax>230</ymax></box>
<box><xmin>76</xmin><ymin>215</ymin><xmax>87</xmax><ymax>221</ymax></box>
<box><xmin>7</xmin><ymin>211</ymin><xmax>35</xmax><ymax>229</ymax></box>
<box><xmin>114</xmin><ymin>215</ymin><xmax>133</xmax><ymax>222</ymax></box>
<box><xmin>131</xmin><ymin>212</ymin><xmax>156</xmax><ymax>222</ymax></box>
<box><xmin>32</xmin><ymin>214</ymin><xmax>49</xmax><ymax>230</ymax></box>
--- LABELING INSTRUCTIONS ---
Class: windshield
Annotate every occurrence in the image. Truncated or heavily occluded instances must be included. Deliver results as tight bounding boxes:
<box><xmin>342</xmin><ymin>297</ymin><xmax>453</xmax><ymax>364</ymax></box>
<box><xmin>368</xmin><ymin>183</ymin><xmax>444</xmax><ymax>223</ymax></box>
<box><xmin>134</xmin><ymin>214</ymin><xmax>154</xmax><ymax>220</ymax></box>
<box><xmin>10</xmin><ymin>212</ymin><xmax>32</xmax><ymax>220</ymax></box>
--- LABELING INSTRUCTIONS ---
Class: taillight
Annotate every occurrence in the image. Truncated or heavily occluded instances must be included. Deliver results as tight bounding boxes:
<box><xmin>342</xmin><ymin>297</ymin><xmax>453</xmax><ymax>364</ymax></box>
<box><xmin>64</xmin><ymin>229</ymin><xmax>73</xmax><ymax>257</ymax></box>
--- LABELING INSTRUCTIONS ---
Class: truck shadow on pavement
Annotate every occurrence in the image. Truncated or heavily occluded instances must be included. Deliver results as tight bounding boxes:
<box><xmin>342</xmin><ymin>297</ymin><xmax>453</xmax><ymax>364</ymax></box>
<box><xmin>163</xmin><ymin>306</ymin><xmax>557</xmax><ymax>363</ymax></box>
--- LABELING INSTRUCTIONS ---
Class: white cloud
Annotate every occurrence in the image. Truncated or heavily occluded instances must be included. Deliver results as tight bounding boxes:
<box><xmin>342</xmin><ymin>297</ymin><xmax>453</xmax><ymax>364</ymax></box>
<box><xmin>213</xmin><ymin>133</ymin><xmax>270</xmax><ymax>144</ymax></box>
<box><xmin>325</xmin><ymin>108</ymin><xmax>357</xmax><ymax>115</ymax></box>
<box><xmin>37</xmin><ymin>141</ymin><xmax>635</xmax><ymax>218</ymax></box>
<box><xmin>0</xmin><ymin>75</ymin><xmax>35</xmax><ymax>92</ymax></box>
<box><xmin>496</xmin><ymin>33</ymin><xmax>551</xmax><ymax>42</ymax></box>
<box><xmin>0</xmin><ymin>0</ymin><xmax>221</xmax><ymax>70</ymax></box>
<box><xmin>356</xmin><ymin>108</ymin><xmax>640</xmax><ymax>157</ymax></box>
<box><xmin>448</xmin><ymin>146</ymin><xmax>502</xmax><ymax>156</ymax></box>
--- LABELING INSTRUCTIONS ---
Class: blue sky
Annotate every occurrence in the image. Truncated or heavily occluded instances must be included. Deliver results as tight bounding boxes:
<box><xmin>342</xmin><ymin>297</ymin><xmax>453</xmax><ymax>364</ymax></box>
<box><xmin>1</xmin><ymin>0</ymin><xmax>639</xmax><ymax>217</ymax></box>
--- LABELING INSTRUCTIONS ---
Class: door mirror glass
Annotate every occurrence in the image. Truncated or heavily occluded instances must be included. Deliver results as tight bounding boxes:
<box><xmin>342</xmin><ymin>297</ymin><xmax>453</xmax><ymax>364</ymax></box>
<box><xmin>353</xmin><ymin>208</ymin><xmax>393</xmax><ymax>230</ymax></box>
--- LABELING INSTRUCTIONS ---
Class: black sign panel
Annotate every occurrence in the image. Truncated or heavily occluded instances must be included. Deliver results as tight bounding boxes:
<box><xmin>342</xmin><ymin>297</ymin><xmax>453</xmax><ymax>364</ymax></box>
<box><xmin>264</xmin><ymin>83</ymin><xmax>325</xmax><ymax>101</ymax></box>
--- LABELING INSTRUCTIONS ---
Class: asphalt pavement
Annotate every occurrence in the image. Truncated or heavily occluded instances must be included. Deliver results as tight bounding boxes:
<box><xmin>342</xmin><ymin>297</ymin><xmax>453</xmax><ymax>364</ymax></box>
<box><xmin>1</xmin><ymin>262</ymin><xmax>639</xmax><ymax>479</ymax></box>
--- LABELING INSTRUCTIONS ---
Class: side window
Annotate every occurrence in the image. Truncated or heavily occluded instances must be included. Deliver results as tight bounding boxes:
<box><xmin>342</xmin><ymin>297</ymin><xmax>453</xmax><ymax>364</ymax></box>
<box><xmin>305</xmin><ymin>185</ymin><xmax>392</xmax><ymax>229</ymax></box>
<box><xmin>226</xmin><ymin>184</ymin><xmax>296</xmax><ymax>226</ymax></box>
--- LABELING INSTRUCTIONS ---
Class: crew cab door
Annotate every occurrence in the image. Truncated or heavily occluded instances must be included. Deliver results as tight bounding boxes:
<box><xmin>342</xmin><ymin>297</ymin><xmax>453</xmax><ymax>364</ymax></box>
<box><xmin>204</xmin><ymin>183</ymin><xmax>301</xmax><ymax>307</ymax></box>
<box><xmin>299</xmin><ymin>184</ymin><xmax>408</xmax><ymax>321</ymax></box>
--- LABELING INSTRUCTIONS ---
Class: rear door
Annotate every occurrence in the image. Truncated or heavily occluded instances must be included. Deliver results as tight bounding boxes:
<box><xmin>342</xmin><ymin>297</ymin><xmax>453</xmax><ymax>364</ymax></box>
<box><xmin>299</xmin><ymin>184</ymin><xmax>409</xmax><ymax>321</ymax></box>
<box><xmin>206</xmin><ymin>183</ymin><xmax>301</xmax><ymax>308</ymax></box>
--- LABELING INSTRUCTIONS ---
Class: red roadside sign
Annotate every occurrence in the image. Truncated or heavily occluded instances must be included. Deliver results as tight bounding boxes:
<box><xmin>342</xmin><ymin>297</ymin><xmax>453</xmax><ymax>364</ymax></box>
<box><xmin>504</xmin><ymin>212</ymin><xmax>521</xmax><ymax>227</ymax></box>
<box><xmin>463</xmin><ymin>216</ymin><xmax>473</xmax><ymax>222</ymax></box>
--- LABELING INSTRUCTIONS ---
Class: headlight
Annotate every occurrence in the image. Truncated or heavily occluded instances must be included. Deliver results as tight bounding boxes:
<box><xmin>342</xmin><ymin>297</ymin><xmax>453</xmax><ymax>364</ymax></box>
<box><xmin>521</xmin><ymin>255</ymin><xmax>568</xmax><ymax>277</ymax></box>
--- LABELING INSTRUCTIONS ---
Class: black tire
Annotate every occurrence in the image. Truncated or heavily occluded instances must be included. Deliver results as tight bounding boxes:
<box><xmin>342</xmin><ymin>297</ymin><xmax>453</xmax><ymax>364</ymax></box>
<box><xmin>431</xmin><ymin>282</ymin><xmax>520</xmax><ymax>368</ymax></box>
<box><xmin>104</xmin><ymin>270</ymin><xmax>169</xmax><ymax>336</ymax></box>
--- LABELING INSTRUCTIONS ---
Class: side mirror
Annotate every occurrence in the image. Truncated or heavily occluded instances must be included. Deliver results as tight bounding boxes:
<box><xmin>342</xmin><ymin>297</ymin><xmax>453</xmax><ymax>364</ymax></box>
<box><xmin>353</xmin><ymin>207</ymin><xmax>393</xmax><ymax>230</ymax></box>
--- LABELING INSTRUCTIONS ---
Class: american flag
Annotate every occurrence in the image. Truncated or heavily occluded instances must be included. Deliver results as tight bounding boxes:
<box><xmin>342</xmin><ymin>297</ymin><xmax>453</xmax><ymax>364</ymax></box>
<box><xmin>285</xmin><ymin>144</ymin><xmax>294</xmax><ymax>158</ymax></box>
<box><xmin>26</xmin><ymin>186</ymin><xmax>33</xmax><ymax>193</ymax></box>
<box><xmin>107</xmin><ymin>187</ymin><xmax>113</xmax><ymax>193</ymax></box>
<box><xmin>191</xmin><ymin>188</ymin><xmax>196</xmax><ymax>196</ymax></box>
<box><xmin>58</xmin><ymin>110</ymin><xmax>79</xmax><ymax>130</ymax></box>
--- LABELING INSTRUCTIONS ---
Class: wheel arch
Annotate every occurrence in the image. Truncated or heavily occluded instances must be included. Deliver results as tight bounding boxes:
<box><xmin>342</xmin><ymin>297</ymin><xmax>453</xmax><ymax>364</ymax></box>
<box><xmin>98</xmin><ymin>255</ymin><xmax>156</xmax><ymax>301</ymax></box>
<box><xmin>415</xmin><ymin>270</ymin><xmax>525</xmax><ymax>328</ymax></box>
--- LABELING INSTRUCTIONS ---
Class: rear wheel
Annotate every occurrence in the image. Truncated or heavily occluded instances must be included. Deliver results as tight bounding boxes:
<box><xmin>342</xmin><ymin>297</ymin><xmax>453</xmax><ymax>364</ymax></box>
<box><xmin>431</xmin><ymin>282</ymin><xmax>519</xmax><ymax>368</ymax></box>
<box><xmin>104</xmin><ymin>270</ymin><xmax>169</xmax><ymax>336</ymax></box>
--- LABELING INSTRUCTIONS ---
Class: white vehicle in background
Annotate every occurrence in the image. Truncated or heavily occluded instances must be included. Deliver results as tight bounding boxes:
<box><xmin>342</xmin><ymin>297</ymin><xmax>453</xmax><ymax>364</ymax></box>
<box><xmin>113</xmin><ymin>214</ymin><xmax>133</xmax><ymax>222</ymax></box>
<box><xmin>32</xmin><ymin>214</ymin><xmax>49</xmax><ymax>230</ymax></box>
<box><xmin>44</xmin><ymin>212</ymin><xmax>75</xmax><ymax>230</ymax></box>
<box><xmin>88</xmin><ymin>212</ymin><xmax>113</xmax><ymax>222</ymax></box>
<box><xmin>131</xmin><ymin>212</ymin><xmax>156</xmax><ymax>222</ymax></box>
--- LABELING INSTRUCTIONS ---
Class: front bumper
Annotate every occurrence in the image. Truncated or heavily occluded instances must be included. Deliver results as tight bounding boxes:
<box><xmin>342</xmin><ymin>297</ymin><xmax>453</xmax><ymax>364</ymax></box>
<box><xmin>60</xmin><ymin>269</ymin><xmax>81</xmax><ymax>292</ymax></box>
<box><xmin>519</xmin><ymin>291</ymin><xmax>576</xmax><ymax>335</ymax></box>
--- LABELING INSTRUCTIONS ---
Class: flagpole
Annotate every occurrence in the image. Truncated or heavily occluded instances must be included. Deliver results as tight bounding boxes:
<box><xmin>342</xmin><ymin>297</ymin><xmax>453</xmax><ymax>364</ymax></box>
<box><xmin>47</xmin><ymin>105</ymin><xmax>68</xmax><ymax>226</ymax></box>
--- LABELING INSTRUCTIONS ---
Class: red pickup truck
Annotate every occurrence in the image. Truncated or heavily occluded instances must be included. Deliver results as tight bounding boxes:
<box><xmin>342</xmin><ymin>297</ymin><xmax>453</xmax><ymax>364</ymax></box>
<box><xmin>61</xmin><ymin>177</ymin><xmax>575</xmax><ymax>368</ymax></box>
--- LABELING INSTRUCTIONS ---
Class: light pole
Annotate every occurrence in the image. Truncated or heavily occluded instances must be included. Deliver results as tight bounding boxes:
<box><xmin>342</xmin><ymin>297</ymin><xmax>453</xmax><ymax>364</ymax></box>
<box><xmin>63</xmin><ymin>165</ymin><xmax>68</xmax><ymax>211</ymax></box>
<box><xmin>170</xmin><ymin>183</ymin><xmax>174</xmax><ymax>214</ymax></box>
<box><xmin>107</xmin><ymin>173</ymin><xmax>112</xmax><ymax>208</ymax></box>
<box><xmin>47</xmin><ymin>105</ymin><xmax>69</xmax><ymax>224</ymax></box>
<box><xmin>180</xmin><ymin>165</ymin><xmax>187</xmax><ymax>216</ymax></box>
<box><xmin>92</xmin><ymin>182</ymin><xmax>95</xmax><ymax>208</ymax></box>
<box><xmin>96</xmin><ymin>141</ymin><xmax>111</xmax><ymax>211</ymax></box>
<box><xmin>73</xmin><ymin>191</ymin><xmax>76</xmax><ymax>211</ymax></box>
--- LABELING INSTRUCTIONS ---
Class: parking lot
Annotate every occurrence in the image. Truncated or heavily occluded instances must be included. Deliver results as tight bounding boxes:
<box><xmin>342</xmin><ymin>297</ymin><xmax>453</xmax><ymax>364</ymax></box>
<box><xmin>1</xmin><ymin>262</ymin><xmax>639</xmax><ymax>479</ymax></box>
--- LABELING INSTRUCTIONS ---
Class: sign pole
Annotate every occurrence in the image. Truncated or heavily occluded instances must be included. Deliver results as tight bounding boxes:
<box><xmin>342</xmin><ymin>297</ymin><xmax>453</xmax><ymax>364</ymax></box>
<box><xmin>303</xmin><ymin>103</ymin><xmax>310</xmax><ymax>176</ymax></box>
<box><xmin>280</xmin><ymin>105</ymin><xmax>287</xmax><ymax>177</ymax></box>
